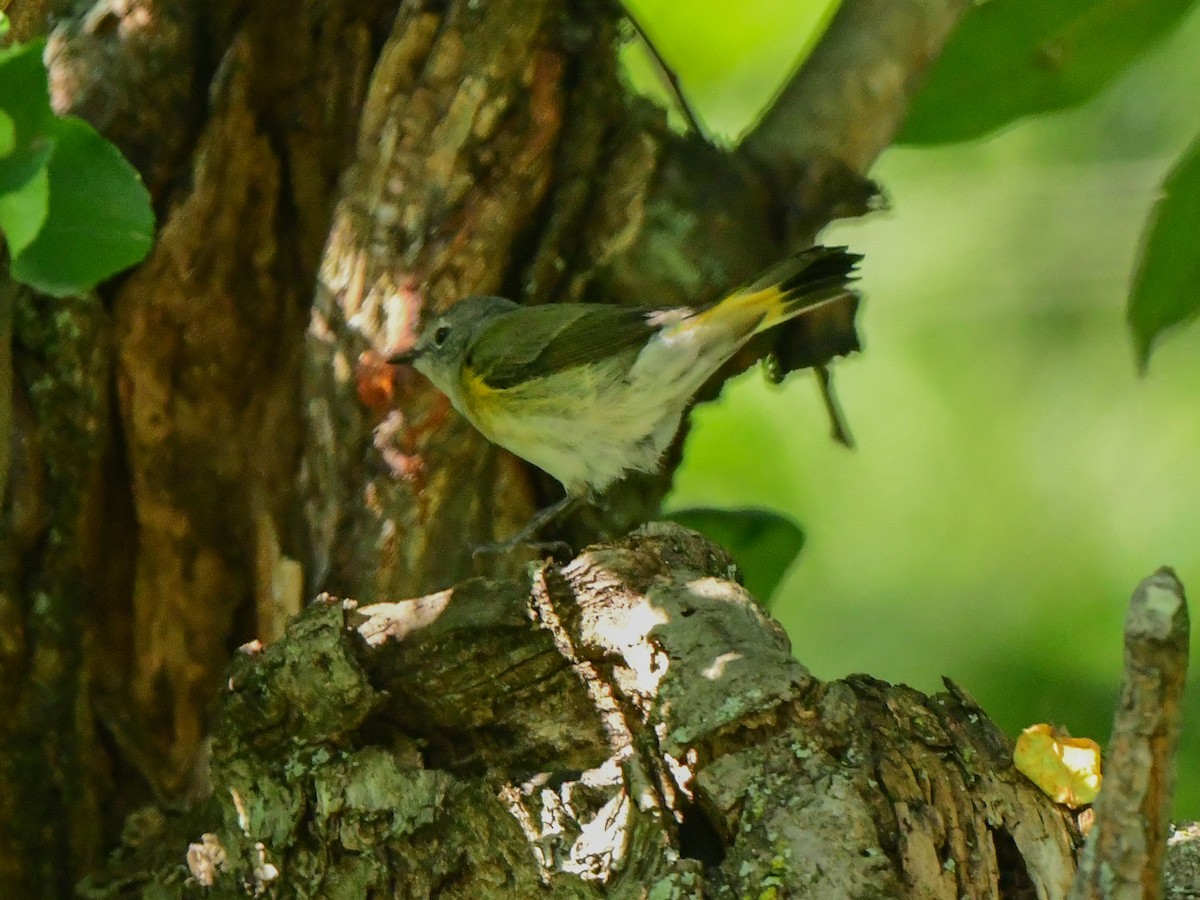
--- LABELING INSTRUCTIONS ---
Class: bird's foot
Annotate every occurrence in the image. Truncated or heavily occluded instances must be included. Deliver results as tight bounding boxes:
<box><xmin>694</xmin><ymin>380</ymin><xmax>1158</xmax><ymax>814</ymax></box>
<box><xmin>471</xmin><ymin>493</ymin><xmax>582</xmax><ymax>558</ymax></box>
<box><xmin>472</xmin><ymin>537</ymin><xmax>573</xmax><ymax>558</ymax></box>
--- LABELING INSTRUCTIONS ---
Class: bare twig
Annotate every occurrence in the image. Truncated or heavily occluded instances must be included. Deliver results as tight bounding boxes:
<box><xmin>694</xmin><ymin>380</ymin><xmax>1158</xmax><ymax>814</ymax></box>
<box><xmin>623</xmin><ymin>8</ymin><xmax>707</xmax><ymax>139</ymax></box>
<box><xmin>1069</xmin><ymin>568</ymin><xmax>1190</xmax><ymax>900</ymax></box>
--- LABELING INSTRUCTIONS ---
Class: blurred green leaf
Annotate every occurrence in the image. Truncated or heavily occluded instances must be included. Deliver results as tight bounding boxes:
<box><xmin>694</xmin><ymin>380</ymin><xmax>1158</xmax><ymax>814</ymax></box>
<box><xmin>0</xmin><ymin>38</ymin><xmax>55</xmax><ymax>192</ymax></box>
<box><xmin>666</xmin><ymin>507</ymin><xmax>804</xmax><ymax>603</ymax></box>
<box><xmin>1128</xmin><ymin>133</ymin><xmax>1200</xmax><ymax>370</ymax></box>
<box><xmin>0</xmin><ymin>109</ymin><xmax>14</xmax><ymax>155</ymax></box>
<box><xmin>10</xmin><ymin>116</ymin><xmax>154</xmax><ymax>297</ymax></box>
<box><xmin>620</xmin><ymin>0</ymin><xmax>841</xmax><ymax>140</ymax></box>
<box><xmin>0</xmin><ymin>163</ymin><xmax>48</xmax><ymax>255</ymax></box>
<box><xmin>900</xmin><ymin>0</ymin><xmax>1197</xmax><ymax>145</ymax></box>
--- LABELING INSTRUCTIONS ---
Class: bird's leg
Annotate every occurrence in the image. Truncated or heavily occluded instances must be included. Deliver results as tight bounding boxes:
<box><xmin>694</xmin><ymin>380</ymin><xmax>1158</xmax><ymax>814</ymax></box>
<box><xmin>472</xmin><ymin>492</ymin><xmax>582</xmax><ymax>557</ymax></box>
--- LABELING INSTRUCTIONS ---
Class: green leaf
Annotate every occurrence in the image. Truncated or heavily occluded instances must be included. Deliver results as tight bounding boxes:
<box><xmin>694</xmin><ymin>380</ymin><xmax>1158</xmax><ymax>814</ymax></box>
<box><xmin>1128</xmin><ymin>133</ymin><xmax>1200</xmax><ymax>370</ymax></box>
<box><xmin>0</xmin><ymin>38</ymin><xmax>56</xmax><ymax>192</ymax></box>
<box><xmin>10</xmin><ymin>116</ymin><xmax>154</xmax><ymax>296</ymax></box>
<box><xmin>900</xmin><ymin>0</ymin><xmax>1197</xmax><ymax>145</ymax></box>
<box><xmin>0</xmin><ymin>163</ymin><xmax>49</xmax><ymax>255</ymax></box>
<box><xmin>666</xmin><ymin>507</ymin><xmax>805</xmax><ymax>604</ymax></box>
<box><xmin>0</xmin><ymin>108</ymin><xmax>14</xmax><ymax>156</ymax></box>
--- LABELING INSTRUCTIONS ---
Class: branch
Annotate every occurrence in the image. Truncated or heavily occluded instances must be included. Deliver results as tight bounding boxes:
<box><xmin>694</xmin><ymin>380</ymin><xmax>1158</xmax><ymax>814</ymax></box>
<box><xmin>741</xmin><ymin>0</ymin><xmax>971</xmax><ymax>236</ymax></box>
<box><xmin>747</xmin><ymin>0</ymin><xmax>969</xmax><ymax>170</ymax></box>
<box><xmin>1070</xmin><ymin>568</ymin><xmax>1190</xmax><ymax>899</ymax></box>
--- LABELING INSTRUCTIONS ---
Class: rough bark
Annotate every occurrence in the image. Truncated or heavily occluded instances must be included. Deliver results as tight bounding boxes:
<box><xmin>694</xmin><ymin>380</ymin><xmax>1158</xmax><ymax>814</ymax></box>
<box><xmin>6</xmin><ymin>0</ymin><xmax>400</xmax><ymax>891</ymax></box>
<box><xmin>1</xmin><ymin>285</ymin><xmax>121</xmax><ymax>897</ymax></box>
<box><xmin>79</xmin><ymin>525</ymin><xmax>1083</xmax><ymax>898</ymax></box>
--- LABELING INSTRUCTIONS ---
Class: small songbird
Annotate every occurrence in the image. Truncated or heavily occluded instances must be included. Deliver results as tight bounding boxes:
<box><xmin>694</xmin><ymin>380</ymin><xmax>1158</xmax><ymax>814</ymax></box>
<box><xmin>390</xmin><ymin>246</ymin><xmax>861</xmax><ymax>548</ymax></box>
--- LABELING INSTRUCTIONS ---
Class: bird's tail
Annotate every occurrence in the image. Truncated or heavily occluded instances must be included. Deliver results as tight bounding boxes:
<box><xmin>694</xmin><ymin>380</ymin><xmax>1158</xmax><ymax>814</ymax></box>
<box><xmin>663</xmin><ymin>246</ymin><xmax>861</xmax><ymax>348</ymax></box>
<box><xmin>730</xmin><ymin>246</ymin><xmax>862</xmax><ymax>334</ymax></box>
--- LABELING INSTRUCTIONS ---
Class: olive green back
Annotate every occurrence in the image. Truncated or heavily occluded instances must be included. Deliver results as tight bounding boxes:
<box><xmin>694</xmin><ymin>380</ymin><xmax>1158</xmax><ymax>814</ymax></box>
<box><xmin>466</xmin><ymin>304</ymin><xmax>657</xmax><ymax>389</ymax></box>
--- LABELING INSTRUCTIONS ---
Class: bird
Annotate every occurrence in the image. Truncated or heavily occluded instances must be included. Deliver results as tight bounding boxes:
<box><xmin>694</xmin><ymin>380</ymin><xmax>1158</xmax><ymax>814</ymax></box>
<box><xmin>390</xmin><ymin>246</ymin><xmax>861</xmax><ymax>550</ymax></box>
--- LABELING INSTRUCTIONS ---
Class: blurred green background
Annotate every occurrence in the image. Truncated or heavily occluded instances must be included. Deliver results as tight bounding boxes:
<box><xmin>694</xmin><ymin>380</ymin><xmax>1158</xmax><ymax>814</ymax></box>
<box><xmin>624</xmin><ymin>0</ymin><xmax>1200</xmax><ymax>813</ymax></box>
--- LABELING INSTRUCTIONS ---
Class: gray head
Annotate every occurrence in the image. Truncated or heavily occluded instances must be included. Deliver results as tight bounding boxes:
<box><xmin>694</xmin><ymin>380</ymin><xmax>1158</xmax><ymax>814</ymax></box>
<box><xmin>389</xmin><ymin>295</ymin><xmax>519</xmax><ymax>395</ymax></box>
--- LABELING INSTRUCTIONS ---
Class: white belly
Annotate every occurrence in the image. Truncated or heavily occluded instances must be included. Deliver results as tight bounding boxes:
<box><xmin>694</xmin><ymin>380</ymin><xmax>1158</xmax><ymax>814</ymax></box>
<box><xmin>457</xmin><ymin>324</ymin><xmax>736</xmax><ymax>493</ymax></box>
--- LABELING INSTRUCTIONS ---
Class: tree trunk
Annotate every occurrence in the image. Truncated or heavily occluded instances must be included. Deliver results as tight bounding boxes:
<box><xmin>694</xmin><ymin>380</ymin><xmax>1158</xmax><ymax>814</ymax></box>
<box><xmin>5</xmin><ymin>0</ymin><xmax>1181</xmax><ymax>897</ymax></box>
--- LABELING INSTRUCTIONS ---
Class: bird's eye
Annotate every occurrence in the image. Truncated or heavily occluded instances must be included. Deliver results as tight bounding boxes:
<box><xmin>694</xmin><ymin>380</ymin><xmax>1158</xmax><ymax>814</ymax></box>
<box><xmin>433</xmin><ymin>325</ymin><xmax>451</xmax><ymax>347</ymax></box>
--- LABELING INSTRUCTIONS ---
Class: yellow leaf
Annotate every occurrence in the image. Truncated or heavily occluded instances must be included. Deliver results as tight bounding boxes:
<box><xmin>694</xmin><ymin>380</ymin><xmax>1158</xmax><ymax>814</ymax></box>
<box><xmin>1013</xmin><ymin>723</ymin><xmax>1102</xmax><ymax>808</ymax></box>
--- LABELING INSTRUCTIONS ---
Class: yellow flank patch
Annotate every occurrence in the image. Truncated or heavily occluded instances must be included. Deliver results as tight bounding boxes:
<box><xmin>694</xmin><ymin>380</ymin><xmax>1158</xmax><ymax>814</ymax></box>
<box><xmin>460</xmin><ymin>366</ymin><xmax>503</xmax><ymax>421</ymax></box>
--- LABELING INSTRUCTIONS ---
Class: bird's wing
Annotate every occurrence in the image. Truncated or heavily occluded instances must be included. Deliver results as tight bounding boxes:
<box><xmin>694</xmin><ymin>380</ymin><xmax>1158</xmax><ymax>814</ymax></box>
<box><xmin>467</xmin><ymin>303</ymin><xmax>661</xmax><ymax>390</ymax></box>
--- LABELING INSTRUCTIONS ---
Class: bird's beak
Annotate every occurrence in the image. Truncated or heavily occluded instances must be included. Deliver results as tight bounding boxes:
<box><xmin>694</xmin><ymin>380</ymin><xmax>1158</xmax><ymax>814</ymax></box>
<box><xmin>387</xmin><ymin>347</ymin><xmax>420</xmax><ymax>365</ymax></box>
